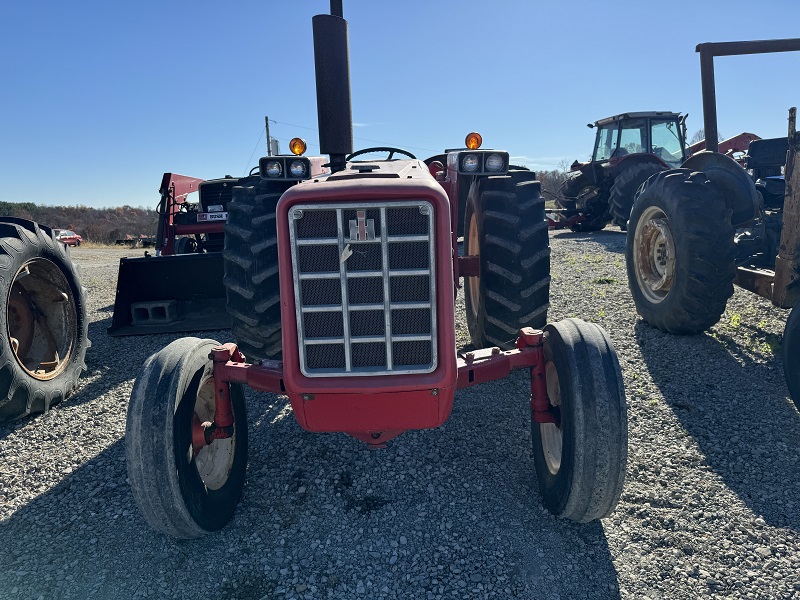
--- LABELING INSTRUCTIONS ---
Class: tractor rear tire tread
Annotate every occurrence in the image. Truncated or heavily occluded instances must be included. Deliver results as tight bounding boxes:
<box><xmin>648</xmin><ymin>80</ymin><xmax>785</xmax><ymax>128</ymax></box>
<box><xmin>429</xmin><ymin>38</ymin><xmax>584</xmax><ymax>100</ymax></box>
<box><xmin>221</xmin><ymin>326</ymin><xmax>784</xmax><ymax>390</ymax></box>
<box><xmin>465</xmin><ymin>173</ymin><xmax>551</xmax><ymax>348</ymax></box>
<box><xmin>0</xmin><ymin>218</ymin><xmax>88</xmax><ymax>422</ymax></box>
<box><xmin>223</xmin><ymin>182</ymin><xmax>283</xmax><ymax>360</ymax></box>
<box><xmin>609</xmin><ymin>162</ymin><xmax>665</xmax><ymax>229</ymax></box>
<box><xmin>626</xmin><ymin>169</ymin><xmax>736</xmax><ymax>334</ymax></box>
<box><xmin>783</xmin><ymin>303</ymin><xmax>800</xmax><ymax>409</ymax></box>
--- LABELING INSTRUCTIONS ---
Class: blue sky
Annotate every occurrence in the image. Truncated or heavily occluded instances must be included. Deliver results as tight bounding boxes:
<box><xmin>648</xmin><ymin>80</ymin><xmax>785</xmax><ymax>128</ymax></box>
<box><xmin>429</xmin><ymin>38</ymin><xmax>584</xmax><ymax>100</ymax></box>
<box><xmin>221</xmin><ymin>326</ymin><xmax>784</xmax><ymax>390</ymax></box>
<box><xmin>2</xmin><ymin>0</ymin><xmax>799</xmax><ymax>208</ymax></box>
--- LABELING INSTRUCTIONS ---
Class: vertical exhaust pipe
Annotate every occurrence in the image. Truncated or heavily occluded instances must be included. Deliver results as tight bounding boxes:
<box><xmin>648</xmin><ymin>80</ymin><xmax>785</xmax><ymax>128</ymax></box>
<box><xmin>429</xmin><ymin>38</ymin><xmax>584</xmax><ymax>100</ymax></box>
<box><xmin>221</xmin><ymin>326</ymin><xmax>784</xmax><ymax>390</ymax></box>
<box><xmin>312</xmin><ymin>4</ymin><xmax>353</xmax><ymax>173</ymax></box>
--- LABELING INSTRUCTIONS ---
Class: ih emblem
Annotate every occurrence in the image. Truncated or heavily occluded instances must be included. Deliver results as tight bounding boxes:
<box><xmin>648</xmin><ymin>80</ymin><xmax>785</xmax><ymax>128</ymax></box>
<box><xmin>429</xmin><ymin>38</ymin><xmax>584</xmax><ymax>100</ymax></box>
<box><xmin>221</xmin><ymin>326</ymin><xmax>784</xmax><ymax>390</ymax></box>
<box><xmin>349</xmin><ymin>210</ymin><xmax>375</xmax><ymax>241</ymax></box>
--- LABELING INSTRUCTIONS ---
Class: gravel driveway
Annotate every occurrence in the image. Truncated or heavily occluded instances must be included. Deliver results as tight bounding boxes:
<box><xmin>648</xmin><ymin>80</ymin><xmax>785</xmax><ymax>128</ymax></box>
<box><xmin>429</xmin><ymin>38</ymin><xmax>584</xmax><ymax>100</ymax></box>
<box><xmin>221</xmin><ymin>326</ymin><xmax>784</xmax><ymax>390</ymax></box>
<box><xmin>1</xmin><ymin>231</ymin><xmax>798</xmax><ymax>599</ymax></box>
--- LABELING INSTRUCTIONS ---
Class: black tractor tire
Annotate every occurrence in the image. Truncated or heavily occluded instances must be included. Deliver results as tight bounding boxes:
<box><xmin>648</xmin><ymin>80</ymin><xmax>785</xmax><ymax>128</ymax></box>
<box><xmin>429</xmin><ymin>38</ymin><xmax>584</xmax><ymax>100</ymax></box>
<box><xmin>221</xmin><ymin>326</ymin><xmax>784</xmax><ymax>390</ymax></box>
<box><xmin>570</xmin><ymin>216</ymin><xmax>609</xmax><ymax>233</ymax></box>
<box><xmin>174</xmin><ymin>236</ymin><xmax>197</xmax><ymax>255</ymax></box>
<box><xmin>784</xmin><ymin>302</ymin><xmax>800</xmax><ymax>410</ymax></box>
<box><xmin>531</xmin><ymin>318</ymin><xmax>627</xmax><ymax>522</ymax></box>
<box><xmin>608</xmin><ymin>162</ymin><xmax>665</xmax><ymax>230</ymax></box>
<box><xmin>464</xmin><ymin>171</ymin><xmax>550</xmax><ymax>348</ymax></box>
<box><xmin>126</xmin><ymin>337</ymin><xmax>248</xmax><ymax>539</ymax></box>
<box><xmin>626</xmin><ymin>169</ymin><xmax>736</xmax><ymax>334</ymax></box>
<box><xmin>556</xmin><ymin>176</ymin><xmax>610</xmax><ymax>232</ymax></box>
<box><xmin>0</xmin><ymin>218</ymin><xmax>89</xmax><ymax>422</ymax></box>
<box><xmin>223</xmin><ymin>180</ymin><xmax>284</xmax><ymax>361</ymax></box>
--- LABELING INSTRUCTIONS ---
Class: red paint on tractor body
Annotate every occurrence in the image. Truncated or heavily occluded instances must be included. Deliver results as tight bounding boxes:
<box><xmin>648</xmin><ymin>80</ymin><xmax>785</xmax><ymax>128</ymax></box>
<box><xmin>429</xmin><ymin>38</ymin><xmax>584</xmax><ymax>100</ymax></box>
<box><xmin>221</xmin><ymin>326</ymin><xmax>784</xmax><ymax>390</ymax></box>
<box><xmin>274</xmin><ymin>161</ymin><xmax>458</xmax><ymax>434</ymax></box>
<box><xmin>209</xmin><ymin>325</ymin><xmax>556</xmax><ymax>443</ymax></box>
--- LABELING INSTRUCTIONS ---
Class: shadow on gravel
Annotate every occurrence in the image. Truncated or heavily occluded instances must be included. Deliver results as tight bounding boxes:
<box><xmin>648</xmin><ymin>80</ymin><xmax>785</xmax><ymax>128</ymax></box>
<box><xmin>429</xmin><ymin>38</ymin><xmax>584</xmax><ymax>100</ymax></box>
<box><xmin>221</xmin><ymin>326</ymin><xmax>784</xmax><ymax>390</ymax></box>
<box><xmin>1</xmin><ymin>365</ymin><xmax>624</xmax><ymax>598</ymax></box>
<box><xmin>635</xmin><ymin>320</ymin><xmax>800</xmax><ymax>530</ymax></box>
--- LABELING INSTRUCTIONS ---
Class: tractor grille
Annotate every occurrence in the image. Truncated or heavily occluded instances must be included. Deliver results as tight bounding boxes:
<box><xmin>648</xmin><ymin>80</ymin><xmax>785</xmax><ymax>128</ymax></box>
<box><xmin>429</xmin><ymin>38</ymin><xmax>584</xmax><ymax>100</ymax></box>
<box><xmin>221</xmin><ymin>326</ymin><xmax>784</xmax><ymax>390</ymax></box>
<box><xmin>198</xmin><ymin>179</ymin><xmax>238</xmax><ymax>211</ymax></box>
<box><xmin>288</xmin><ymin>200</ymin><xmax>437</xmax><ymax>377</ymax></box>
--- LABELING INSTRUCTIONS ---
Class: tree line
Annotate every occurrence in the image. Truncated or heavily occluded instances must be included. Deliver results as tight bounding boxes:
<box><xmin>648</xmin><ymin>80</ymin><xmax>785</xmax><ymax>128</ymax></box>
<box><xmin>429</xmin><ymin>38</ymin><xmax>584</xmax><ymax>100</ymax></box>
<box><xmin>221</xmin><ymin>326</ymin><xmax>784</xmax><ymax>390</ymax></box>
<box><xmin>0</xmin><ymin>163</ymin><xmax>575</xmax><ymax>244</ymax></box>
<box><xmin>0</xmin><ymin>202</ymin><xmax>158</xmax><ymax>244</ymax></box>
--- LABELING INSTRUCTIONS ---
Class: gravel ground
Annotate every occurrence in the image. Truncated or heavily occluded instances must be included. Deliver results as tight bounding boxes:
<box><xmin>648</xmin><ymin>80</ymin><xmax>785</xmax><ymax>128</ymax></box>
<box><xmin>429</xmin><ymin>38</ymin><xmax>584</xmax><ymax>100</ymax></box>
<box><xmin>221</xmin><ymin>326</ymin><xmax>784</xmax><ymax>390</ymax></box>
<box><xmin>1</xmin><ymin>232</ymin><xmax>798</xmax><ymax>600</ymax></box>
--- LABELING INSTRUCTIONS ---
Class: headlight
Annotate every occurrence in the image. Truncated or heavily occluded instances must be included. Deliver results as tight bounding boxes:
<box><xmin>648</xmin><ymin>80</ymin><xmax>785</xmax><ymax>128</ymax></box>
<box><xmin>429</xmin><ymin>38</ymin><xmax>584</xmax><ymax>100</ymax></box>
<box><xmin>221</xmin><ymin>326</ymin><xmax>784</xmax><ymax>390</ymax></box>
<box><xmin>290</xmin><ymin>160</ymin><xmax>307</xmax><ymax>177</ymax></box>
<box><xmin>485</xmin><ymin>153</ymin><xmax>504</xmax><ymax>172</ymax></box>
<box><xmin>462</xmin><ymin>154</ymin><xmax>479</xmax><ymax>172</ymax></box>
<box><xmin>265</xmin><ymin>161</ymin><xmax>282</xmax><ymax>177</ymax></box>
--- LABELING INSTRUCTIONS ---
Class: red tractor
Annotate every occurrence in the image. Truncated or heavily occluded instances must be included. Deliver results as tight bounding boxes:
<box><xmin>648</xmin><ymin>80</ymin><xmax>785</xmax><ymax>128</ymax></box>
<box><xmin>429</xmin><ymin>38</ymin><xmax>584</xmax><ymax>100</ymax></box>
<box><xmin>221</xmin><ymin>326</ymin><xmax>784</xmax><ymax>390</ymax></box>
<box><xmin>551</xmin><ymin>112</ymin><xmax>688</xmax><ymax>231</ymax></box>
<box><xmin>125</xmin><ymin>3</ymin><xmax>628</xmax><ymax>538</ymax></box>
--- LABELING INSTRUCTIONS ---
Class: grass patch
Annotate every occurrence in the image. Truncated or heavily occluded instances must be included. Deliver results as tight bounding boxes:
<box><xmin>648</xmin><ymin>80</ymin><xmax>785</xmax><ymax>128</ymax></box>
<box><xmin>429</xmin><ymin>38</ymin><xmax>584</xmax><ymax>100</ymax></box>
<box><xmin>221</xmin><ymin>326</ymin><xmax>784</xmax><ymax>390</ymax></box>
<box><xmin>592</xmin><ymin>277</ymin><xmax>618</xmax><ymax>285</ymax></box>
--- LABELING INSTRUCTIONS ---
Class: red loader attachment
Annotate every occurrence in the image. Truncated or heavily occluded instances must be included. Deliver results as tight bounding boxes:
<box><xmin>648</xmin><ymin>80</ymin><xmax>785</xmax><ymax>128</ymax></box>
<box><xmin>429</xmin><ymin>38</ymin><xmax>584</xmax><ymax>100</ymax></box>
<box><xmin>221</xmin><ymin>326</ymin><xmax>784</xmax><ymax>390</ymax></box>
<box><xmin>108</xmin><ymin>173</ymin><xmax>233</xmax><ymax>336</ymax></box>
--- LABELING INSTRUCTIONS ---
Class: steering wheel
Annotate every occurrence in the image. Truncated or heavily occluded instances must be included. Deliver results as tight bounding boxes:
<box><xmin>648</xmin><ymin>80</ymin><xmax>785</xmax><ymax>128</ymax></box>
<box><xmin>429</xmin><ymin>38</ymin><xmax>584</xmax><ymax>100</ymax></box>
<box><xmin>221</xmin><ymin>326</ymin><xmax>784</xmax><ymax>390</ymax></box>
<box><xmin>346</xmin><ymin>147</ymin><xmax>417</xmax><ymax>161</ymax></box>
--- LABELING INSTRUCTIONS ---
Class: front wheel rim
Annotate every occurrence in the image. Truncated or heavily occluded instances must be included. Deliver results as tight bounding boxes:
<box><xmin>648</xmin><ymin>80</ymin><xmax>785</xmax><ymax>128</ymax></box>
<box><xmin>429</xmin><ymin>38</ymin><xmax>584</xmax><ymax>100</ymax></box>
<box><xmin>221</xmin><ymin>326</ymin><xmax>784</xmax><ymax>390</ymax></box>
<box><xmin>467</xmin><ymin>211</ymin><xmax>481</xmax><ymax>318</ymax></box>
<box><xmin>540</xmin><ymin>360</ymin><xmax>563</xmax><ymax>475</ymax></box>
<box><xmin>191</xmin><ymin>377</ymin><xmax>236</xmax><ymax>491</ymax></box>
<box><xmin>633</xmin><ymin>206</ymin><xmax>676</xmax><ymax>304</ymax></box>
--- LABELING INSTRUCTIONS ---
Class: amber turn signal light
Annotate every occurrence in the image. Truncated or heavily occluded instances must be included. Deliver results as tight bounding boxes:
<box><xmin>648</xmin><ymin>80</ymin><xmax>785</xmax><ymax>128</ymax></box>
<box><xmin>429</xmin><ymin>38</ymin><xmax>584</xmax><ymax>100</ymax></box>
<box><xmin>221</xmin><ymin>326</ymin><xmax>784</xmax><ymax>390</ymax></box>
<box><xmin>465</xmin><ymin>132</ymin><xmax>482</xmax><ymax>150</ymax></box>
<box><xmin>289</xmin><ymin>138</ymin><xmax>307</xmax><ymax>156</ymax></box>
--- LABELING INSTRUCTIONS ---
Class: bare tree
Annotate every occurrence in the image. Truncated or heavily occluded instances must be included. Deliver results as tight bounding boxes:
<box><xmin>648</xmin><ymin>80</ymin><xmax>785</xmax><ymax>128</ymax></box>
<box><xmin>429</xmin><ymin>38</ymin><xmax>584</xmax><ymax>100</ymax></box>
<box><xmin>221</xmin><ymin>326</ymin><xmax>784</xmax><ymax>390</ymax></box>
<box><xmin>690</xmin><ymin>128</ymin><xmax>724</xmax><ymax>145</ymax></box>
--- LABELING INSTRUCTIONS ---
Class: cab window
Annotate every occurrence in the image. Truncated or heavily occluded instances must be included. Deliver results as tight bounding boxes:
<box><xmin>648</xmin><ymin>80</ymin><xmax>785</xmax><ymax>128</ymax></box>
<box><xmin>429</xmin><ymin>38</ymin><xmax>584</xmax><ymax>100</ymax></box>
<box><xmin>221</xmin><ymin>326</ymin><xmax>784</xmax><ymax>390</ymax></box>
<box><xmin>593</xmin><ymin>125</ymin><xmax>620</xmax><ymax>161</ymax></box>
<box><xmin>618</xmin><ymin>118</ymin><xmax>647</xmax><ymax>155</ymax></box>
<box><xmin>651</xmin><ymin>119</ymin><xmax>684</xmax><ymax>166</ymax></box>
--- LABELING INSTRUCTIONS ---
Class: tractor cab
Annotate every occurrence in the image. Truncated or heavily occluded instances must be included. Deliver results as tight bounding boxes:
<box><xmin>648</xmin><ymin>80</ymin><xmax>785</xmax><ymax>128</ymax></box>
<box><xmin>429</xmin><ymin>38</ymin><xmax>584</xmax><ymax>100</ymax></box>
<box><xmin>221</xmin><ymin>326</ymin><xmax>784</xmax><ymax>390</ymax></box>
<box><xmin>591</xmin><ymin>112</ymin><xmax>687</xmax><ymax>167</ymax></box>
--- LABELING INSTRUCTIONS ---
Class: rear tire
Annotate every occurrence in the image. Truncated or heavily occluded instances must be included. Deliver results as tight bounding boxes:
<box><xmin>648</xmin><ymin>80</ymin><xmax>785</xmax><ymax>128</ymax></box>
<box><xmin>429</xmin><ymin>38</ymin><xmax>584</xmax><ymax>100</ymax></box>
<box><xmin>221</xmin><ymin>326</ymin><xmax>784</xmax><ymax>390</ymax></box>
<box><xmin>0</xmin><ymin>218</ymin><xmax>88</xmax><ymax>421</ymax></box>
<box><xmin>531</xmin><ymin>318</ymin><xmax>627</xmax><ymax>522</ymax></box>
<box><xmin>608</xmin><ymin>162</ymin><xmax>665</xmax><ymax>230</ymax></box>
<box><xmin>223</xmin><ymin>179</ymin><xmax>286</xmax><ymax>360</ymax></box>
<box><xmin>174</xmin><ymin>236</ymin><xmax>197</xmax><ymax>254</ymax></box>
<box><xmin>126</xmin><ymin>337</ymin><xmax>248</xmax><ymax>539</ymax></box>
<box><xmin>464</xmin><ymin>171</ymin><xmax>550</xmax><ymax>348</ymax></box>
<box><xmin>784</xmin><ymin>302</ymin><xmax>800</xmax><ymax>410</ymax></box>
<box><xmin>626</xmin><ymin>169</ymin><xmax>736</xmax><ymax>334</ymax></box>
<box><xmin>555</xmin><ymin>175</ymin><xmax>609</xmax><ymax>232</ymax></box>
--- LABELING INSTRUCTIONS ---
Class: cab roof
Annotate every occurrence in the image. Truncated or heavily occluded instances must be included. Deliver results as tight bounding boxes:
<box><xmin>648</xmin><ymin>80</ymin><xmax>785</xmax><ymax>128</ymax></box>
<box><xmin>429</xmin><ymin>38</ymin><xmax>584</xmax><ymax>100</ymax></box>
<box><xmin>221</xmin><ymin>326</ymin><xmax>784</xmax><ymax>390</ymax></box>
<box><xmin>595</xmin><ymin>112</ymin><xmax>683</xmax><ymax>127</ymax></box>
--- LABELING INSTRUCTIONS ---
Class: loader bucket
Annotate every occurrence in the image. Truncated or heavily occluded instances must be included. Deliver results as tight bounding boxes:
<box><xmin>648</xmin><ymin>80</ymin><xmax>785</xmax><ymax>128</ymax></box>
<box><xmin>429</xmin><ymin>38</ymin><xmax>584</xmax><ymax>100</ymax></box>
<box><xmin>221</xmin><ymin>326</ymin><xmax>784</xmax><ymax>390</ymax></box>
<box><xmin>108</xmin><ymin>253</ymin><xmax>231</xmax><ymax>336</ymax></box>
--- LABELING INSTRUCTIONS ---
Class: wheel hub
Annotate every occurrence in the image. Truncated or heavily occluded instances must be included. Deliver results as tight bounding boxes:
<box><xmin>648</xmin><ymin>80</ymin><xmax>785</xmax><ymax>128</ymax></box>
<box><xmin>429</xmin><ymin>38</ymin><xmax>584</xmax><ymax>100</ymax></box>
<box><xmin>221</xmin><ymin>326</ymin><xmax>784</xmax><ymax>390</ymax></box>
<box><xmin>7</xmin><ymin>259</ymin><xmax>77</xmax><ymax>380</ymax></box>
<box><xmin>634</xmin><ymin>207</ymin><xmax>676</xmax><ymax>303</ymax></box>
<box><xmin>540</xmin><ymin>360</ymin><xmax>563</xmax><ymax>475</ymax></box>
<box><xmin>192</xmin><ymin>377</ymin><xmax>236</xmax><ymax>491</ymax></box>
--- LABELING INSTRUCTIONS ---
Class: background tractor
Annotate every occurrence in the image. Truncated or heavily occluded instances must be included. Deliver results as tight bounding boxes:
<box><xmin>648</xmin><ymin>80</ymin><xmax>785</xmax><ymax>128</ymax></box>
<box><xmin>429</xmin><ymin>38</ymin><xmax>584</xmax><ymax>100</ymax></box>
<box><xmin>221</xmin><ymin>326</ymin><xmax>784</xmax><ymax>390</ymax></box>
<box><xmin>109</xmin><ymin>165</ymin><xmax>327</xmax><ymax>336</ymax></box>
<box><xmin>124</xmin><ymin>1</ymin><xmax>628</xmax><ymax>539</ymax></box>
<box><xmin>551</xmin><ymin>111</ymin><xmax>687</xmax><ymax>231</ymax></box>
<box><xmin>625</xmin><ymin>38</ymin><xmax>800</xmax><ymax>409</ymax></box>
<box><xmin>0</xmin><ymin>218</ymin><xmax>89</xmax><ymax>422</ymax></box>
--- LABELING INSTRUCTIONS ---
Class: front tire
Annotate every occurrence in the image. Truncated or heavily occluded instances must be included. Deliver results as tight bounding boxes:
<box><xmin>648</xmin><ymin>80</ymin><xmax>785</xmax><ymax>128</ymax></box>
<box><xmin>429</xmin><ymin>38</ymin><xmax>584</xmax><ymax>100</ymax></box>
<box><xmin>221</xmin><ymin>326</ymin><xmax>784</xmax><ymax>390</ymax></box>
<box><xmin>608</xmin><ymin>162</ymin><xmax>665</xmax><ymax>230</ymax></box>
<box><xmin>126</xmin><ymin>337</ymin><xmax>248</xmax><ymax>539</ymax></box>
<box><xmin>532</xmin><ymin>318</ymin><xmax>627</xmax><ymax>522</ymax></box>
<box><xmin>784</xmin><ymin>302</ymin><xmax>800</xmax><ymax>410</ymax></box>
<box><xmin>0</xmin><ymin>218</ymin><xmax>89</xmax><ymax>421</ymax></box>
<box><xmin>626</xmin><ymin>169</ymin><xmax>736</xmax><ymax>334</ymax></box>
<box><xmin>464</xmin><ymin>171</ymin><xmax>550</xmax><ymax>348</ymax></box>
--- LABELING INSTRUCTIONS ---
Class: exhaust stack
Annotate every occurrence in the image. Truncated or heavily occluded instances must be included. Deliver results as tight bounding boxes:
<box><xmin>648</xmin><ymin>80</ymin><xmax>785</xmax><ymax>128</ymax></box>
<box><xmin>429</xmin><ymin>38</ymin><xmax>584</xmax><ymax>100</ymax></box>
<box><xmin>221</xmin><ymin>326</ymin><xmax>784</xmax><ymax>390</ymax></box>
<box><xmin>312</xmin><ymin>5</ymin><xmax>353</xmax><ymax>173</ymax></box>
